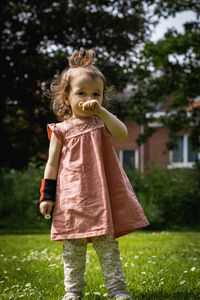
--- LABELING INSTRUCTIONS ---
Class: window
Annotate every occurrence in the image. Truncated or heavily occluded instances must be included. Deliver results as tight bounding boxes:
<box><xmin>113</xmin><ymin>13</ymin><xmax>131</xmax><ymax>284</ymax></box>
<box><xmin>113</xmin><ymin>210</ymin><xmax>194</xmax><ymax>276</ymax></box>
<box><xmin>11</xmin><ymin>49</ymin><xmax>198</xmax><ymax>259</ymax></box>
<box><xmin>172</xmin><ymin>136</ymin><xmax>184</xmax><ymax>162</ymax></box>
<box><xmin>188</xmin><ymin>136</ymin><xmax>198</xmax><ymax>162</ymax></box>
<box><xmin>119</xmin><ymin>150</ymin><xmax>138</xmax><ymax>171</ymax></box>
<box><xmin>169</xmin><ymin>135</ymin><xmax>199</xmax><ymax>168</ymax></box>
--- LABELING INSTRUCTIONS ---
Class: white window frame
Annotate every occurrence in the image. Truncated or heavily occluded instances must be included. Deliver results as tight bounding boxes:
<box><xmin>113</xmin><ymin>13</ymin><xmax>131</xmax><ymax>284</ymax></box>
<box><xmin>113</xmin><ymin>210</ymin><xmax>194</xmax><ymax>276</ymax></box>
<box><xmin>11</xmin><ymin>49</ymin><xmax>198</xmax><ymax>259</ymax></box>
<box><xmin>119</xmin><ymin>149</ymin><xmax>139</xmax><ymax>170</ymax></box>
<box><xmin>168</xmin><ymin>135</ymin><xmax>200</xmax><ymax>169</ymax></box>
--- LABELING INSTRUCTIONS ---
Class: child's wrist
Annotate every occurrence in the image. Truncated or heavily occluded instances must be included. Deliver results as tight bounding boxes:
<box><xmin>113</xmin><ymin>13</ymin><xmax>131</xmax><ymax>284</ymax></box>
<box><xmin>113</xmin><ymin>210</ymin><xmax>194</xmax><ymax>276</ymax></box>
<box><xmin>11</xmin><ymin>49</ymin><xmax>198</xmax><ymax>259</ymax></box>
<box><xmin>40</xmin><ymin>178</ymin><xmax>57</xmax><ymax>203</ymax></box>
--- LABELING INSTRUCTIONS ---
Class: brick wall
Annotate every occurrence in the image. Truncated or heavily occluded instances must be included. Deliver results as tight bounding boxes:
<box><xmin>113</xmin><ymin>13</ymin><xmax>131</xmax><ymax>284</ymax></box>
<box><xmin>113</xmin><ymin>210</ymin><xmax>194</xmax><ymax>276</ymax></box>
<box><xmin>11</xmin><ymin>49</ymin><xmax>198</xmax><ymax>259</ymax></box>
<box><xmin>111</xmin><ymin>120</ymin><xmax>141</xmax><ymax>167</ymax></box>
<box><xmin>111</xmin><ymin>120</ymin><xmax>195</xmax><ymax>171</ymax></box>
<box><xmin>147</xmin><ymin>127</ymin><xmax>169</xmax><ymax>167</ymax></box>
<box><xmin>111</xmin><ymin>120</ymin><xmax>140</xmax><ymax>153</ymax></box>
<box><xmin>111</xmin><ymin>120</ymin><xmax>170</xmax><ymax>170</ymax></box>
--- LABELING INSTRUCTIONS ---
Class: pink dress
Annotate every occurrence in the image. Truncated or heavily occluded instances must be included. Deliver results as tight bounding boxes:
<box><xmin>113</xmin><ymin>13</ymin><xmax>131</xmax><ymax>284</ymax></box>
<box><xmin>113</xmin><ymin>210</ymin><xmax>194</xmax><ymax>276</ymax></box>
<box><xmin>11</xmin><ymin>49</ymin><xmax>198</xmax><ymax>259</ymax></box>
<box><xmin>47</xmin><ymin>116</ymin><xmax>149</xmax><ymax>242</ymax></box>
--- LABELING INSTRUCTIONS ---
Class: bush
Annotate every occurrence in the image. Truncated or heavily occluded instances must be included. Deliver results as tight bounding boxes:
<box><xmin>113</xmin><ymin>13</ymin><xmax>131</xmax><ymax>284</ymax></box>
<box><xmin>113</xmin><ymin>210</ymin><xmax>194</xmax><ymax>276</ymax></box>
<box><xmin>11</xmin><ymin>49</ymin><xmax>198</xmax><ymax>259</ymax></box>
<box><xmin>0</xmin><ymin>161</ymin><xmax>200</xmax><ymax>231</ymax></box>
<box><xmin>127</xmin><ymin>162</ymin><xmax>200</xmax><ymax>230</ymax></box>
<box><xmin>0</xmin><ymin>160</ymin><xmax>50</xmax><ymax>231</ymax></box>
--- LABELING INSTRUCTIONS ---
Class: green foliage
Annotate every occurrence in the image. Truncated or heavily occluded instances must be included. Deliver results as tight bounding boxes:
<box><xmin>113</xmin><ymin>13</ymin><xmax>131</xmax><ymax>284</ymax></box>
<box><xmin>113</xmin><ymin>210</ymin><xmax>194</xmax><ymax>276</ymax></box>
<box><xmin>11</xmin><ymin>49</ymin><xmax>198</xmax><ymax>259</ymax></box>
<box><xmin>0</xmin><ymin>161</ymin><xmax>49</xmax><ymax>230</ymax></box>
<box><xmin>0</xmin><ymin>162</ymin><xmax>200</xmax><ymax>231</ymax></box>
<box><xmin>127</xmin><ymin>19</ymin><xmax>200</xmax><ymax>152</ymax></box>
<box><xmin>127</xmin><ymin>163</ymin><xmax>200</xmax><ymax>230</ymax></box>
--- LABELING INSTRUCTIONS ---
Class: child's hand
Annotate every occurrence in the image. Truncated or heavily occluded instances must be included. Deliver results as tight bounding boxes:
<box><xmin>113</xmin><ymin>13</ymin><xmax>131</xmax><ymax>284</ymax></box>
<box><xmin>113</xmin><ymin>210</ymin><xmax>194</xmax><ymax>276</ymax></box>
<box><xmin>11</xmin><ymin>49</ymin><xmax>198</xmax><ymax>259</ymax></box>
<box><xmin>80</xmin><ymin>100</ymin><xmax>102</xmax><ymax>115</ymax></box>
<box><xmin>40</xmin><ymin>201</ymin><xmax>53</xmax><ymax>218</ymax></box>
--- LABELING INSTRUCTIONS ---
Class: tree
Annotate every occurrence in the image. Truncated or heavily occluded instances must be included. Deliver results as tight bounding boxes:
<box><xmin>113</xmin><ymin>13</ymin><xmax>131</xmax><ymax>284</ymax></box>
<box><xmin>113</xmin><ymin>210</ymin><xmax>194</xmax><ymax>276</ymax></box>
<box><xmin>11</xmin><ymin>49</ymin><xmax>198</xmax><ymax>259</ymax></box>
<box><xmin>1</xmin><ymin>0</ymin><xmax>150</xmax><ymax>168</ymax></box>
<box><xmin>122</xmin><ymin>19</ymin><xmax>200</xmax><ymax>153</ymax></box>
<box><xmin>1</xmin><ymin>0</ymin><xmax>200</xmax><ymax>168</ymax></box>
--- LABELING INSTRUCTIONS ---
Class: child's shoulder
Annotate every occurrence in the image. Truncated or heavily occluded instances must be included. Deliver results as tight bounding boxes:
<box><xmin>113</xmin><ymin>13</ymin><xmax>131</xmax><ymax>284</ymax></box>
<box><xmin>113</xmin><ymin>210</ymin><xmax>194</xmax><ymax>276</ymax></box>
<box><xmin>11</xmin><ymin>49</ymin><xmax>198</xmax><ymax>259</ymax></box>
<box><xmin>47</xmin><ymin>119</ymin><xmax>71</xmax><ymax>141</ymax></box>
<box><xmin>48</xmin><ymin>119</ymin><xmax>71</xmax><ymax>129</ymax></box>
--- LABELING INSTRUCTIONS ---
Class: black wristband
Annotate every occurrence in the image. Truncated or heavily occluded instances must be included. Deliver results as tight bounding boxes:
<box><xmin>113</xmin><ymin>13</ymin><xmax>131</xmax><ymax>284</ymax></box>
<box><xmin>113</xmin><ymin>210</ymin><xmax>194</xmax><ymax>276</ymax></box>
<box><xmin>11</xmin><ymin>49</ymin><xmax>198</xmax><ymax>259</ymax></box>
<box><xmin>40</xmin><ymin>178</ymin><xmax>57</xmax><ymax>203</ymax></box>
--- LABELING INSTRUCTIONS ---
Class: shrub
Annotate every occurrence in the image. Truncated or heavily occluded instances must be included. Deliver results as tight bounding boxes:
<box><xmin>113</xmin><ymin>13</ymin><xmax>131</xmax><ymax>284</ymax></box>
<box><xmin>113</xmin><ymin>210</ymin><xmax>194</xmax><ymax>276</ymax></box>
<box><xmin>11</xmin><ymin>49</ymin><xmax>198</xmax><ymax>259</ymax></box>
<box><xmin>0</xmin><ymin>160</ymin><xmax>49</xmax><ymax>230</ymax></box>
<box><xmin>0</xmin><ymin>161</ymin><xmax>200</xmax><ymax>231</ymax></box>
<box><xmin>128</xmin><ymin>163</ymin><xmax>200</xmax><ymax>230</ymax></box>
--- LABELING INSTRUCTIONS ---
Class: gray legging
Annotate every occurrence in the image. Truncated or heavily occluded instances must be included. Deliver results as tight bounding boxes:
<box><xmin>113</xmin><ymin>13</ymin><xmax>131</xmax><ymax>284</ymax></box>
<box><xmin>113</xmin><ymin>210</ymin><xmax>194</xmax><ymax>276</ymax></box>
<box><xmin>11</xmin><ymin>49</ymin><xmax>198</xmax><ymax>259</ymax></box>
<box><xmin>62</xmin><ymin>233</ymin><xmax>129</xmax><ymax>299</ymax></box>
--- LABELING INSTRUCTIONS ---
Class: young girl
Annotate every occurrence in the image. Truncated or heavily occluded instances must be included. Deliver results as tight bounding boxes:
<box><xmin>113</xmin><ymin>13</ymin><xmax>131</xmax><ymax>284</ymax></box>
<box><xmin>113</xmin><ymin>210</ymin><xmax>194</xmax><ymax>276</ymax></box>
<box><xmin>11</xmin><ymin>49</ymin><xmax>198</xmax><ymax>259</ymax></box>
<box><xmin>40</xmin><ymin>49</ymin><xmax>149</xmax><ymax>300</ymax></box>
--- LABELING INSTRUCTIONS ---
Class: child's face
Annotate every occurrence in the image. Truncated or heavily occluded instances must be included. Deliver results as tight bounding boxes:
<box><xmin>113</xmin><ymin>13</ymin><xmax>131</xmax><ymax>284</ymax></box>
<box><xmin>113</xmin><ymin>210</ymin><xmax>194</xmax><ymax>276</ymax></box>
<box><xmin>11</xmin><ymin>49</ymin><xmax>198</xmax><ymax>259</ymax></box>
<box><xmin>67</xmin><ymin>72</ymin><xmax>104</xmax><ymax>119</ymax></box>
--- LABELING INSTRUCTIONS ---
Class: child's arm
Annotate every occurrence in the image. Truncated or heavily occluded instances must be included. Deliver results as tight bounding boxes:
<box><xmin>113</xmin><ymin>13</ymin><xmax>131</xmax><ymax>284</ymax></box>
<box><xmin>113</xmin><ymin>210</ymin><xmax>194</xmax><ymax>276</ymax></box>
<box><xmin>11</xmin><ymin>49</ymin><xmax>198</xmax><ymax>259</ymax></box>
<box><xmin>44</xmin><ymin>132</ymin><xmax>62</xmax><ymax>179</ymax></box>
<box><xmin>97</xmin><ymin>107</ymin><xmax>128</xmax><ymax>141</ymax></box>
<box><xmin>40</xmin><ymin>133</ymin><xmax>62</xmax><ymax>217</ymax></box>
<box><xmin>81</xmin><ymin>100</ymin><xmax>128</xmax><ymax>141</ymax></box>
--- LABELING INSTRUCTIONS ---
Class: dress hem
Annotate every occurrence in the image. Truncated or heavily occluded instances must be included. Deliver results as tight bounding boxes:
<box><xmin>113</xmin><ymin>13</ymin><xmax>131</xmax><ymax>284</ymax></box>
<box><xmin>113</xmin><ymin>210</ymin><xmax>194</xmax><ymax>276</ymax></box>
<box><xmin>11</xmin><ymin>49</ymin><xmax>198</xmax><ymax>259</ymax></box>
<box><xmin>51</xmin><ymin>221</ymin><xmax>149</xmax><ymax>242</ymax></box>
<box><xmin>51</xmin><ymin>228</ymin><xmax>113</xmax><ymax>242</ymax></box>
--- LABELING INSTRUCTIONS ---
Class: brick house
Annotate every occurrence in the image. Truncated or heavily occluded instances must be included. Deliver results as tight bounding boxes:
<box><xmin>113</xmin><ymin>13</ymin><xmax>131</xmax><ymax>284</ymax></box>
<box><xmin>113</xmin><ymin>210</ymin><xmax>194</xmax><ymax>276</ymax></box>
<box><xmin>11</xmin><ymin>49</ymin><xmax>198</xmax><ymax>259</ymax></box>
<box><xmin>111</xmin><ymin>102</ymin><xmax>200</xmax><ymax>172</ymax></box>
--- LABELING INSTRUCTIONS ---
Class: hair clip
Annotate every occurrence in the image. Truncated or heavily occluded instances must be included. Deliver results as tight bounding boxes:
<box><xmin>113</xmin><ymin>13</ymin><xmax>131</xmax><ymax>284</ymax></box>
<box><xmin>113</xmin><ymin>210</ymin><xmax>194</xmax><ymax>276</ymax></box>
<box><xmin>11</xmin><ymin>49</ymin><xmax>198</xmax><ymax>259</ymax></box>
<box><xmin>61</xmin><ymin>92</ymin><xmax>66</xmax><ymax>100</ymax></box>
<box><xmin>84</xmin><ymin>58</ymin><xmax>87</xmax><ymax>65</ymax></box>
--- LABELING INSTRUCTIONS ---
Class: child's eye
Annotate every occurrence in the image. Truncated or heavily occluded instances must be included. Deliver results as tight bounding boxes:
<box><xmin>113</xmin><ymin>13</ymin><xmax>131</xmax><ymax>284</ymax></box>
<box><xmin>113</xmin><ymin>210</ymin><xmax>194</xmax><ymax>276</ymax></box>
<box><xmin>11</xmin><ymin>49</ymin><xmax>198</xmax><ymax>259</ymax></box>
<box><xmin>78</xmin><ymin>92</ymin><xmax>85</xmax><ymax>96</ymax></box>
<box><xmin>93</xmin><ymin>93</ymin><xmax>100</xmax><ymax>97</ymax></box>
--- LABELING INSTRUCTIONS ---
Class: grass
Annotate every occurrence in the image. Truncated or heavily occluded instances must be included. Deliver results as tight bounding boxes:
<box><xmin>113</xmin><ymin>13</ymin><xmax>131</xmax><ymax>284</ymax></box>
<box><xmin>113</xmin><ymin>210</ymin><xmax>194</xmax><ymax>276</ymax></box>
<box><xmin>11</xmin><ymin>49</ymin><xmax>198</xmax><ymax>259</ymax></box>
<box><xmin>0</xmin><ymin>231</ymin><xmax>199</xmax><ymax>300</ymax></box>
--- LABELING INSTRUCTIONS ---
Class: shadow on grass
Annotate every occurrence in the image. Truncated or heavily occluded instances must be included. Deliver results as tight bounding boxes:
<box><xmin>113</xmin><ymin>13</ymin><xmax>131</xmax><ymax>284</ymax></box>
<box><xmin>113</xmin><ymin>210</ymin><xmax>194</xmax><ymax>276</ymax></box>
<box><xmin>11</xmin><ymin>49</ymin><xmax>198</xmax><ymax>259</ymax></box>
<box><xmin>82</xmin><ymin>290</ymin><xmax>199</xmax><ymax>300</ymax></box>
<box><xmin>133</xmin><ymin>291</ymin><xmax>200</xmax><ymax>300</ymax></box>
<box><xmin>0</xmin><ymin>227</ymin><xmax>50</xmax><ymax>235</ymax></box>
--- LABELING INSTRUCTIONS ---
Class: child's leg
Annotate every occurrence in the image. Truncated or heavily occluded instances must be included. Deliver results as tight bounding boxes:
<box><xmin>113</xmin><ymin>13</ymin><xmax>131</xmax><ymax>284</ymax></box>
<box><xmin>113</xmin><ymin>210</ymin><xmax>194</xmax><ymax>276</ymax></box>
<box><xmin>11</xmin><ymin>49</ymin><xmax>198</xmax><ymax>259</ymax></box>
<box><xmin>92</xmin><ymin>233</ymin><xmax>130</xmax><ymax>299</ymax></box>
<box><xmin>62</xmin><ymin>238</ymin><xmax>87</xmax><ymax>299</ymax></box>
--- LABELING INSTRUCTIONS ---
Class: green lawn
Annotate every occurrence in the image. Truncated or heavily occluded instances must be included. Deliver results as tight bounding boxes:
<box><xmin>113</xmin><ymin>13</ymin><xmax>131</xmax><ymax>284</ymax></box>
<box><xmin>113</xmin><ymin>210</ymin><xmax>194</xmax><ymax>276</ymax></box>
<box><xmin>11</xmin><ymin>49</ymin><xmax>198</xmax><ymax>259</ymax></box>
<box><xmin>0</xmin><ymin>231</ymin><xmax>199</xmax><ymax>299</ymax></box>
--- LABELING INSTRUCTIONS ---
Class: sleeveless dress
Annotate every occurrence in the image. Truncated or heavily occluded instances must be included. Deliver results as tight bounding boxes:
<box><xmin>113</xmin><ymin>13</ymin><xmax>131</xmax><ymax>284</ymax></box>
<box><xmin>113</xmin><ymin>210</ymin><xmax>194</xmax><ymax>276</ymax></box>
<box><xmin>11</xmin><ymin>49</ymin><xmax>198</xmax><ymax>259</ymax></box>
<box><xmin>47</xmin><ymin>116</ymin><xmax>149</xmax><ymax>242</ymax></box>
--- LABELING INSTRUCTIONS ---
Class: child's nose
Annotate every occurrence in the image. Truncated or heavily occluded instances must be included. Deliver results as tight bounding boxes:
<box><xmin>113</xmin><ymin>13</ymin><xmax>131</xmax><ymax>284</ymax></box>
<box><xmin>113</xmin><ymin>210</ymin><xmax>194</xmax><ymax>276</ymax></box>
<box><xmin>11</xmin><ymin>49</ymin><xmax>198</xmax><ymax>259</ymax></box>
<box><xmin>86</xmin><ymin>96</ymin><xmax>93</xmax><ymax>101</ymax></box>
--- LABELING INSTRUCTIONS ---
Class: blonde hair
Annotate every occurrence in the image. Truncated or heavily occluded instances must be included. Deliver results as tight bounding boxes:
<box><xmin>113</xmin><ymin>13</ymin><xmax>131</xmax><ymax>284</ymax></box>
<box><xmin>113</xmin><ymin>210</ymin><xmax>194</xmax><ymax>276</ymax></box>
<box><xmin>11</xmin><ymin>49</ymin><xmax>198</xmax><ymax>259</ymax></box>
<box><xmin>44</xmin><ymin>49</ymin><xmax>116</xmax><ymax>120</ymax></box>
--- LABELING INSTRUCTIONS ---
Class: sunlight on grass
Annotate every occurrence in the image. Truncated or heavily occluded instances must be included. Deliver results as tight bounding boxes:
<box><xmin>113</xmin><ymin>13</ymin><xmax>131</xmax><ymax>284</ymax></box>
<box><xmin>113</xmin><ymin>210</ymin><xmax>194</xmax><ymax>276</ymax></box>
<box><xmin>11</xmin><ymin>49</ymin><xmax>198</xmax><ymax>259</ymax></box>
<box><xmin>0</xmin><ymin>232</ymin><xmax>200</xmax><ymax>299</ymax></box>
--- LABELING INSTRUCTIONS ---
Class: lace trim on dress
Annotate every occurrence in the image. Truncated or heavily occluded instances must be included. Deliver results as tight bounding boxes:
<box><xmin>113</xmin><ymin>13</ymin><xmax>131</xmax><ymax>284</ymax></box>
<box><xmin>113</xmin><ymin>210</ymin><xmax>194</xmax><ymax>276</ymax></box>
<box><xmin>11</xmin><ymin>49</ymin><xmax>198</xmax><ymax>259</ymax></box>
<box><xmin>63</xmin><ymin>116</ymin><xmax>105</xmax><ymax>141</ymax></box>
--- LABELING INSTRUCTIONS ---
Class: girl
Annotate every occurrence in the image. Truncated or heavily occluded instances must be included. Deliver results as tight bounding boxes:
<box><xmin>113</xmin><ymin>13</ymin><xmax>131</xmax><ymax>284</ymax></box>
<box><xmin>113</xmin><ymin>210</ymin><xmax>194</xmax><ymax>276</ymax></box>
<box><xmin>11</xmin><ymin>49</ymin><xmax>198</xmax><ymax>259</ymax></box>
<box><xmin>40</xmin><ymin>49</ymin><xmax>149</xmax><ymax>300</ymax></box>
